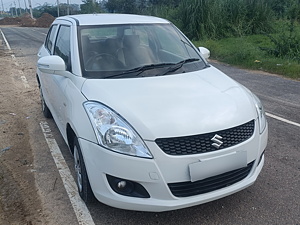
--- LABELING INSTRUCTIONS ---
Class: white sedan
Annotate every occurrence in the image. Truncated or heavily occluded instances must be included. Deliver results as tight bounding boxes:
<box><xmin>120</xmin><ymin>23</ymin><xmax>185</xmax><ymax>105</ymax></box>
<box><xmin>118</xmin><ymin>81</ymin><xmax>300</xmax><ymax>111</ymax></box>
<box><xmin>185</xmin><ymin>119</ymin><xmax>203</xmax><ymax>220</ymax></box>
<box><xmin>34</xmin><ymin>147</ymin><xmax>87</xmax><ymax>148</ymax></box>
<box><xmin>36</xmin><ymin>14</ymin><xmax>268</xmax><ymax>212</ymax></box>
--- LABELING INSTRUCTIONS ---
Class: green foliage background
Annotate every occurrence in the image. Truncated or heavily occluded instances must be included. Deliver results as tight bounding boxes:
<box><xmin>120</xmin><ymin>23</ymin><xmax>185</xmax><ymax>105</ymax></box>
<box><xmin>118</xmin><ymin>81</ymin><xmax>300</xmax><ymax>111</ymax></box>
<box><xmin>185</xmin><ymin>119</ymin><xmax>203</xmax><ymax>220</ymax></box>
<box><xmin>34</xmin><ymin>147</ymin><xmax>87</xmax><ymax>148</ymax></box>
<box><xmin>10</xmin><ymin>0</ymin><xmax>300</xmax><ymax>78</ymax></box>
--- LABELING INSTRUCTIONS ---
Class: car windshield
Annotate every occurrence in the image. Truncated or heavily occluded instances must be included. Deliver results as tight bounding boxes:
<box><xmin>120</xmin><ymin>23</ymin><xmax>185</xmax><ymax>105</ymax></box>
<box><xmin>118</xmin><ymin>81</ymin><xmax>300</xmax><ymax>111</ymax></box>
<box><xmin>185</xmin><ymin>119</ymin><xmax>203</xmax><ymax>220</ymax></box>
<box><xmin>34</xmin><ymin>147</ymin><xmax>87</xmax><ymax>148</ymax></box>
<box><xmin>78</xmin><ymin>23</ymin><xmax>207</xmax><ymax>79</ymax></box>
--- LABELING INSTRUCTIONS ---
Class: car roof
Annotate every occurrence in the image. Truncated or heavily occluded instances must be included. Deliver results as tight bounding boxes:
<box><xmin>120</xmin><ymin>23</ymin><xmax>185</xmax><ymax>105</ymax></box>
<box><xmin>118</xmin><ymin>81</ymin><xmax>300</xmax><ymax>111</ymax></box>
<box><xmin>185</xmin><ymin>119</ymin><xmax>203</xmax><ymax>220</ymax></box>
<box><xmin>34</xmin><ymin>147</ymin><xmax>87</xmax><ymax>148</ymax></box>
<box><xmin>55</xmin><ymin>14</ymin><xmax>170</xmax><ymax>26</ymax></box>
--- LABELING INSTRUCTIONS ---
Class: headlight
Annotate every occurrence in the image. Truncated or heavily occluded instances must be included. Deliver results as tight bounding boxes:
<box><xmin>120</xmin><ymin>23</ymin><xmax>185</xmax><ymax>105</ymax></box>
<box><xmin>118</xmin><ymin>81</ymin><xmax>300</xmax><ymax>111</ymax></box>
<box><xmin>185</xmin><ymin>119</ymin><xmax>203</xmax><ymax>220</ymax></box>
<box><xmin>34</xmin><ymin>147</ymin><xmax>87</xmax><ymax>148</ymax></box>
<box><xmin>83</xmin><ymin>101</ymin><xmax>152</xmax><ymax>158</ymax></box>
<box><xmin>252</xmin><ymin>94</ymin><xmax>267</xmax><ymax>134</ymax></box>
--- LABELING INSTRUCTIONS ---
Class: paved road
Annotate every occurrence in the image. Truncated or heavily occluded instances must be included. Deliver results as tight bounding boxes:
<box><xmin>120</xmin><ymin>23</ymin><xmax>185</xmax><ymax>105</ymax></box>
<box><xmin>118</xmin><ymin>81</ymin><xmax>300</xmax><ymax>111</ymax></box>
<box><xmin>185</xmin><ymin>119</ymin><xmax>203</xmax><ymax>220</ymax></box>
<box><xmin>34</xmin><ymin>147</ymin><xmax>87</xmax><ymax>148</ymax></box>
<box><xmin>1</xmin><ymin>26</ymin><xmax>299</xmax><ymax>224</ymax></box>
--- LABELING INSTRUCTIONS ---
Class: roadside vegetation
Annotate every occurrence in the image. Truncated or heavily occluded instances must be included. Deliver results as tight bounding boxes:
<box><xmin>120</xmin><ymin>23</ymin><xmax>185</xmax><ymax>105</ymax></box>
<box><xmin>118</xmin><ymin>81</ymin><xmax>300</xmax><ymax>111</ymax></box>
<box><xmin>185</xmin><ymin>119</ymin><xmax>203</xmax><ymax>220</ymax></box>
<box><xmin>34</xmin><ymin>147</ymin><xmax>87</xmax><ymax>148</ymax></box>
<box><xmin>2</xmin><ymin>0</ymin><xmax>300</xmax><ymax>79</ymax></box>
<box><xmin>149</xmin><ymin>0</ymin><xmax>300</xmax><ymax>80</ymax></box>
<box><xmin>194</xmin><ymin>33</ymin><xmax>300</xmax><ymax>80</ymax></box>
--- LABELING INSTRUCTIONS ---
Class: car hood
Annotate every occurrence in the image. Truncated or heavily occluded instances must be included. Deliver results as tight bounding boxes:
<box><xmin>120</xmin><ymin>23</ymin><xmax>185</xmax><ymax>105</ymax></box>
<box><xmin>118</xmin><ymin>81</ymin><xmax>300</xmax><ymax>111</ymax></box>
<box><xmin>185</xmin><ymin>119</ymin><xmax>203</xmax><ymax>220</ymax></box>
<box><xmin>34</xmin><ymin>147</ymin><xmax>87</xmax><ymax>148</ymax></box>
<box><xmin>81</xmin><ymin>66</ymin><xmax>257</xmax><ymax>140</ymax></box>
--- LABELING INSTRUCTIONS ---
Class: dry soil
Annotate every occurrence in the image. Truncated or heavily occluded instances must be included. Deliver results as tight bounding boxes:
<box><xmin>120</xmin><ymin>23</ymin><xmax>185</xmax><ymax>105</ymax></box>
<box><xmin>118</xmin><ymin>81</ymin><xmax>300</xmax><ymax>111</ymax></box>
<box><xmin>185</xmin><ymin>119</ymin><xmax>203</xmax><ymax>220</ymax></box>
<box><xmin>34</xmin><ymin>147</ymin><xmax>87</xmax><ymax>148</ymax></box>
<box><xmin>0</xmin><ymin>42</ymin><xmax>46</xmax><ymax>224</ymax></box>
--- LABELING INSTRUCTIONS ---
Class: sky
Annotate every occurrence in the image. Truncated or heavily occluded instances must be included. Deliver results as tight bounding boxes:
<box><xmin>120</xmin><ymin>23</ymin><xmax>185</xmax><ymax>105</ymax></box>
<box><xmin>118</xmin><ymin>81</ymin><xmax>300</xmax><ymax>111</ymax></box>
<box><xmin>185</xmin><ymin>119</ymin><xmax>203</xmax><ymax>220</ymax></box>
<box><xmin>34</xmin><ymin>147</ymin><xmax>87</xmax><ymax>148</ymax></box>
<box><xmin>1</xmin><ymin>0</ymin><xmax>84</xmax><ymax>11</ymax></box>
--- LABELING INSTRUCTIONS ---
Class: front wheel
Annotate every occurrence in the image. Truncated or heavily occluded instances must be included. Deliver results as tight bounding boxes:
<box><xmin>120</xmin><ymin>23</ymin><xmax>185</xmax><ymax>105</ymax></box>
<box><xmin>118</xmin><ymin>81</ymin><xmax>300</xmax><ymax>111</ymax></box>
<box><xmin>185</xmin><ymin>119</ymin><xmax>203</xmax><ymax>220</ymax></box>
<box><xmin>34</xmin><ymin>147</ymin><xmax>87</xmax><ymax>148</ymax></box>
<box><xmin>73</xmin><ymin>138</ymin><xmax>95</xmax><ymax>203</ymax></box>
<box><xmin>39</xmin><ymin>88</ymin><xmax>52</xmax><ymax>118</ymax></box>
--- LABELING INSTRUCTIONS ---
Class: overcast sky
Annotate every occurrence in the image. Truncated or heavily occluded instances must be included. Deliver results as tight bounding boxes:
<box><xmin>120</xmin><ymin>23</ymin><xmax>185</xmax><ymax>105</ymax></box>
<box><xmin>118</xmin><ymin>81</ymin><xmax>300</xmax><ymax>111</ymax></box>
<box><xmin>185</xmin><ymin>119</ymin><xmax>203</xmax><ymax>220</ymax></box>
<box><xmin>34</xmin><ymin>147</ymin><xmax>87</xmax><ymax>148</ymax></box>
<box><xmin>1</xmin><ymin>0</ymin><xmax>84</xmax><ymax>11</ymax></box>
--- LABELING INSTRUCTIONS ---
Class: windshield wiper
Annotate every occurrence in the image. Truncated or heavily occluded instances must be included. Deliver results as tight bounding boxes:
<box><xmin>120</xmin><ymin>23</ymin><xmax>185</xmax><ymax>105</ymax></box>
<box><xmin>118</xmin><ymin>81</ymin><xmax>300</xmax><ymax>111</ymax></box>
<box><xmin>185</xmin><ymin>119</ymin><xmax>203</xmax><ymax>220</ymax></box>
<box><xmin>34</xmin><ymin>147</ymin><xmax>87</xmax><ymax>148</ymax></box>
<box><xmin>160</xmin><ymin>58</ymin><xmax>200</xmax><ymax>76</ymax></box>
<box><xmin>104</xmin><ymin>63</ymin><xmax>175</xmax><ymax>78</ymax></box>
<box><xmin>104</xmin><ymin>59</ymin><xmax>199</xmax><ymax>79</ymax></box>
<box><xmin>129</xmin><ymin>63</ymin><xmax>175</xmax><ymax>73</ymax></box>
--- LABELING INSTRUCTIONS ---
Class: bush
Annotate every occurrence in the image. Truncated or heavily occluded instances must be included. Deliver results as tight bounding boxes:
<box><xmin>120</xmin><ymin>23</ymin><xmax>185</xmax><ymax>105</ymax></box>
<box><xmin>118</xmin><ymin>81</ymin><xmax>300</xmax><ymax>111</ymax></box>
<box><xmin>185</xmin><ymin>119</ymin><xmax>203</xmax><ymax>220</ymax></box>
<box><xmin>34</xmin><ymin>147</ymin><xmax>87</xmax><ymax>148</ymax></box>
<box><xmin>165</xmin><ymin>0</ymin><xmax>275</xmax><ymax>40</ymax></box>
<box><xmin>194</xmin><ymin>34</ymin><xmax>300</xmax><ymax>79</ymax></box>
<box><xmin>263</xmin><ymin>21</ymin><xmax>300</xmax><ymax>62</ymax></box>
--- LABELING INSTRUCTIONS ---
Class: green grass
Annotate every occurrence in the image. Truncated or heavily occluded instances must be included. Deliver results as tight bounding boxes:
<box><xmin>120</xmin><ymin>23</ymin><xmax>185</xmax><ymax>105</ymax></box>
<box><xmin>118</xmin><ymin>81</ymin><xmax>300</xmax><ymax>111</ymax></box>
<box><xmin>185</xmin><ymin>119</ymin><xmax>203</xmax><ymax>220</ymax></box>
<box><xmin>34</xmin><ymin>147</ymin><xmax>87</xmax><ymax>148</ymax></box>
<box><xmin>193</xmin><ymin>35</ymin><xmax>300</xmax><ymax>80</ymax></box>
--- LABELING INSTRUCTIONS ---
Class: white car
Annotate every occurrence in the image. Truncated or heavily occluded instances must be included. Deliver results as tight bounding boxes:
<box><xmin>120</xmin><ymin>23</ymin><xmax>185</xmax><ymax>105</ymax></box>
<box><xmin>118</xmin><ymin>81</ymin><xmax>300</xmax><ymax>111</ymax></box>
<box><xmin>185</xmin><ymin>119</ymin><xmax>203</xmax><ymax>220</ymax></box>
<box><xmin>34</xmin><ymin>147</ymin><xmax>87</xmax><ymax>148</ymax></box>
<box><xmin>36</xmin><ymin>14</ymin><xmax>268</xmax><ymax>212</ymax></box>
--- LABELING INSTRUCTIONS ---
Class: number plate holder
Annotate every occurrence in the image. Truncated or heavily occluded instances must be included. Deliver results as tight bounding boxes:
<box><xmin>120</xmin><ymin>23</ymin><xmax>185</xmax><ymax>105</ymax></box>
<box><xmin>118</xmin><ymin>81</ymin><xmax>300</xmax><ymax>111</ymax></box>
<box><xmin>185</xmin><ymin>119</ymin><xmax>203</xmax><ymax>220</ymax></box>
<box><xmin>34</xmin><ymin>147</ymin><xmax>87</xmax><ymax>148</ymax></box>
<box><xmin>189</xmin><ymin>151</ymin><xmax>247</xmax><ymax>182</ymax></box>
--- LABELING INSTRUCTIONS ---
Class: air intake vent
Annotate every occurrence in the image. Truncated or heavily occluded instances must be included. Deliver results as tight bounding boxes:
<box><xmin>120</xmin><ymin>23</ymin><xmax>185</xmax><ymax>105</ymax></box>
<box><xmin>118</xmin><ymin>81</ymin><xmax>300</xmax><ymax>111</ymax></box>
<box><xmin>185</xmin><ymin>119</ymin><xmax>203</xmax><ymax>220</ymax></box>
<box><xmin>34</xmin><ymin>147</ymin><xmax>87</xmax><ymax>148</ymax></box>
<box><xmin>168</xmin><ymin>161</ymin><xmax>254</xmax><ymax>197</ymax></box>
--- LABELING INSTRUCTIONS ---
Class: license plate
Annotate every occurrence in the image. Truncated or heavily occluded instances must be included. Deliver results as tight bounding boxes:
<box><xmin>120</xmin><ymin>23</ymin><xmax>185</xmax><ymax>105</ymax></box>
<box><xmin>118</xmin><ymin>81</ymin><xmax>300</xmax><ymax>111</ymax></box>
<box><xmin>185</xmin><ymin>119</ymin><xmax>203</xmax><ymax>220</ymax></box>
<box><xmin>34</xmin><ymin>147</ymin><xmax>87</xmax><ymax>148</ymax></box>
<box><xmin>189</xmin><ymin>151</ymin><xmax>247</xmax><ymax>182</ymax></box>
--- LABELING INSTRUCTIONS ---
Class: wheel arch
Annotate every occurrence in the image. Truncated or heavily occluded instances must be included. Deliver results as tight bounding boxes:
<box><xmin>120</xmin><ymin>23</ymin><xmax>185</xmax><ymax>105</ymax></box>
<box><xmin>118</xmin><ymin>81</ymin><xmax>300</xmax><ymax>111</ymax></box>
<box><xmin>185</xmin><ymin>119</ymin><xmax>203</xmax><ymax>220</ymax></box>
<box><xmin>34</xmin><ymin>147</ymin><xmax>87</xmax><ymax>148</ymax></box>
<box><xmin>66</xmin><ymin>123</ymin><xmax>76</xmax><ymax>155</ymax></box>
<box><xmin>36</xmin><ymin>73</ymin><xmax>41</xmax><ymax>87</ymax></box>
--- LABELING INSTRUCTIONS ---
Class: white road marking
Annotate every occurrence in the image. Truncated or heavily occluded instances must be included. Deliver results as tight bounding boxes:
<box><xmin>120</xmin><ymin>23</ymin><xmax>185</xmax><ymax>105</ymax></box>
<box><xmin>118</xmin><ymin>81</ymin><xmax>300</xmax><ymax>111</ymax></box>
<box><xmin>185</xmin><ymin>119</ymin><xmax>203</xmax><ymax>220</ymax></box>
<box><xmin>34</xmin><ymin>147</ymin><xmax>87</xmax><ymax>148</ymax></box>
<box><xmin>266</xmin><ymin>112</ymin><xmax>300</xmax><ymax>128</ymax></box>
<box><xmin>40</xmin><ymin>121</ymin><xmax>95</xmax><ymax>225</ymax></box>
<box><xmin>9</xmin><ymin>53</ymin><xmax>30</xmax><ymax>88</ymax></box>
<box><xmin>20</xmin><ymin>75</ymin><xmax>30</xmax><ymax>88</ymax></box>
<box><xmin>11</xmin><ymin>54</ymin><xmax>29</xmax><ymax>87</ymax></box>
<box><xmin>0</xmin><ymin>28</ymin><xmax>11</xmax><ymax>50</ymax></box>
<box><xmin>11</xmin><ymin>54</ymin><xmax>20</xmax><ymax>66</ymax></box>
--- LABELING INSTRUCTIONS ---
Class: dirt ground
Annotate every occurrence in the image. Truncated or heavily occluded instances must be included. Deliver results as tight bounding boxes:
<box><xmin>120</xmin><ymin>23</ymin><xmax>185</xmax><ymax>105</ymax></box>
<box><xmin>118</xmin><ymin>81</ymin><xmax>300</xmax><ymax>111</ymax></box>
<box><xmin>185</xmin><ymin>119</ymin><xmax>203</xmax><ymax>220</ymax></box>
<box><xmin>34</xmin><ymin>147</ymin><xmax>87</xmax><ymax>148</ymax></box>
<box><xmin>0</xmin><ymin>42</ymin><xmax>46</xmax><ymax>224</ymax></box>
<box><xmin>0</xmin><ymin>13</ymin><xmax>55</xmax><ymax>28</ymax></box>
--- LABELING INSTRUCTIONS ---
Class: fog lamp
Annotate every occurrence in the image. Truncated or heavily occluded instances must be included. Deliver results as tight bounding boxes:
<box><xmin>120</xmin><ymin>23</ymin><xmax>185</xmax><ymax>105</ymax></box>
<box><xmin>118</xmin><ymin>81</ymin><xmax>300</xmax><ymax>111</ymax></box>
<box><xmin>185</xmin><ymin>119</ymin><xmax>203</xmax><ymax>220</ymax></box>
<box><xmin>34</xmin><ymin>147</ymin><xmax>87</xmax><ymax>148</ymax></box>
<box><xmin>106</xmin><ymin>174</ymin><xmax>150</xmax><ymax>198</ymax></box>
<box><xmin>117</xmin><ymin>181</ymin><xmax>127</xmax><ymax>189</ymax></box>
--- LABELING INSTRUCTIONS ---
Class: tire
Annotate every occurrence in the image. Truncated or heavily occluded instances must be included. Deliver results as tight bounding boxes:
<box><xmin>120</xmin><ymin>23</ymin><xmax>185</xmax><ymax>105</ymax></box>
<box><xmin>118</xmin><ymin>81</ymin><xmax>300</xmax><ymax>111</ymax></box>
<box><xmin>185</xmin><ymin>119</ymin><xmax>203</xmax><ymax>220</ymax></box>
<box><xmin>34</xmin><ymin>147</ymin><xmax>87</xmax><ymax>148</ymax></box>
<box><xmin>39</xmin><ymin>88</ymin><xmax>52</xmax><ymax>118</ymax></box>
<box><xmin>73</xmin><ymin>138</ymin><xmax>96</xmax><ymax>203</ymax></box>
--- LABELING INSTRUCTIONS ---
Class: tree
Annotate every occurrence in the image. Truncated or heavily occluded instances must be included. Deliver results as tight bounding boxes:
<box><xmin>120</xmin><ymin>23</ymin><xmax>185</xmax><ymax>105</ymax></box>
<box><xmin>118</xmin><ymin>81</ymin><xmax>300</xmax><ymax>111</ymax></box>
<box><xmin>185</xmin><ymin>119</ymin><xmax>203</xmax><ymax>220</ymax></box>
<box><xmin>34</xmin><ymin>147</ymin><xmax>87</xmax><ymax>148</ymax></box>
<box><xmin>33</xmin><ymin>4</ymin><xmax>58</xmax><ymax>17</ymax></box>
<box><xmin>105</xmin><ymin>0</ymin><xmax>137</xmax><ymax>14</ymax></box>
<box><xmin>81</xmin><ymin>0</ymin><xmax>102</xmax><ymax>14</ymax></box>
<box><xmin>149</xmin><ymin>0</ymin><xmax>180</xmax><ymax>6</ymax></box>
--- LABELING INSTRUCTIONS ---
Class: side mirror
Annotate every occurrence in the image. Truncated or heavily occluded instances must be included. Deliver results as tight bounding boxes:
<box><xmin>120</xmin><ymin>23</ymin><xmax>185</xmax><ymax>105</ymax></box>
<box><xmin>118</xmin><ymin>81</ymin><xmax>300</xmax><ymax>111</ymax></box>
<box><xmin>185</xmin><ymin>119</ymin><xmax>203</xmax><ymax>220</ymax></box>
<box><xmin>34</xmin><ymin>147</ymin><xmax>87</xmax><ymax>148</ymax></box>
<box><xmin>198</xmin><ymin>47</ymin><xmax>210</xmax><ymax>60</ymax></box>
<box><xmin>38</xmin><ymin>55</ymin><xmax>66</xmax><ymax>74</ymax></box>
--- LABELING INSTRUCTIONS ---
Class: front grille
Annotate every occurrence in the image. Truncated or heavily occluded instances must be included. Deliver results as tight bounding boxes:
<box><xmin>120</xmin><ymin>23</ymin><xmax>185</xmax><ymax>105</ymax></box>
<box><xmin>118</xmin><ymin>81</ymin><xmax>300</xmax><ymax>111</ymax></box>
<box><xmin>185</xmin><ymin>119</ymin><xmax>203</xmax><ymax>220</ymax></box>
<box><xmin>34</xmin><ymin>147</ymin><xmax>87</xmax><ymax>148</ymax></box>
<box><xmin>155</xmin><ymin>120</ymin><xmax>255</xmax><ymax>156</ymax></box>
<box><xmin>168</xmin><ymin>161</ymin><xmax>254</xmax><ymax>197</ymax></box>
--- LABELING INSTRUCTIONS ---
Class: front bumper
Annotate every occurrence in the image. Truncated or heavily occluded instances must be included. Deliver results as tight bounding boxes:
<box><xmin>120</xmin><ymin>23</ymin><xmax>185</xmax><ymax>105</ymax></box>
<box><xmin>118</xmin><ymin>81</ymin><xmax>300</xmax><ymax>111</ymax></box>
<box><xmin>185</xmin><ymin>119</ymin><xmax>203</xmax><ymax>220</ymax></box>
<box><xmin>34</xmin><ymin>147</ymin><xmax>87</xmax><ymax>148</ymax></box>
<box><xmin>78</xmin><ymin>124</ymin><xmax>267</xmax><ymax>212</ymax></box>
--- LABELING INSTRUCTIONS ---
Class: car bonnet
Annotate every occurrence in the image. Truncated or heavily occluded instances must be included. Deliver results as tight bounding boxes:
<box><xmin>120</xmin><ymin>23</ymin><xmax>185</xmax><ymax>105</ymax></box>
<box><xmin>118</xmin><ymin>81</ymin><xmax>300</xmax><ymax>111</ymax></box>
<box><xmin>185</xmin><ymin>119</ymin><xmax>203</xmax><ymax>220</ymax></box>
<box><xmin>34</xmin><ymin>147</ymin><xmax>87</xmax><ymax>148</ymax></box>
<box><xmin>81</xmin><ymin>66</ymin><xmax>257</xmax><ymax>140</ymax></box>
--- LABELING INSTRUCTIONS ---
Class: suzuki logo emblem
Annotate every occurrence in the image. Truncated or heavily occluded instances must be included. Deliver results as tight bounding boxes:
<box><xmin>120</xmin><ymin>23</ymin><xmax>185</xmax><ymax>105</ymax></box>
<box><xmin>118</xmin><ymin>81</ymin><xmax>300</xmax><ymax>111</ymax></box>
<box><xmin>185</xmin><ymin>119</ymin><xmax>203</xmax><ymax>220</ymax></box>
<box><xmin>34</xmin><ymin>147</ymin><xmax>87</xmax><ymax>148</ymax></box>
<box><xmin>211</xmin><ymin>134</ymin><xmax>223</xmax><ymax>149</ymax></box>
